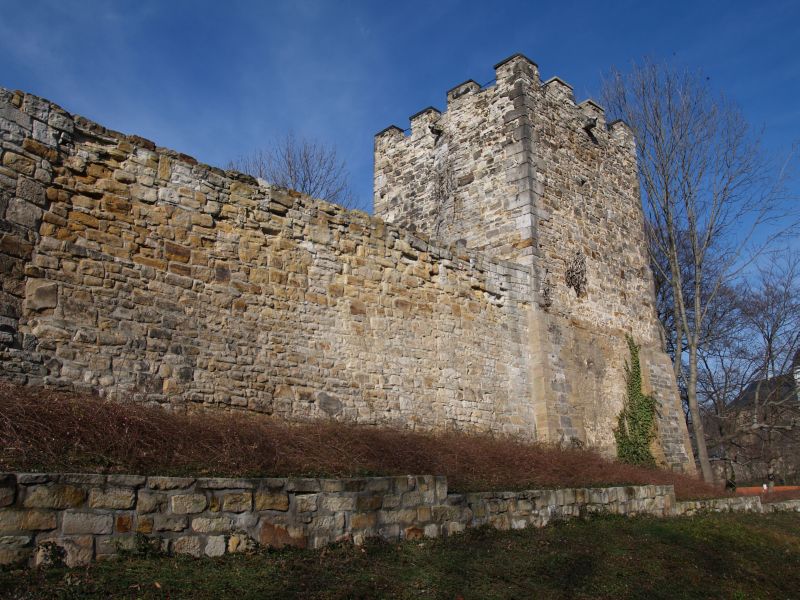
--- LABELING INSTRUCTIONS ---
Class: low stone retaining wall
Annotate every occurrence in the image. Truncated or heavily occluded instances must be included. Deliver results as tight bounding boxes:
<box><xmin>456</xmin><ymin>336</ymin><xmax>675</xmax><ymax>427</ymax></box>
<box><xmin>0</xmin><ymin>473</ymin><xmax>795</xmax><ymax>567</ymax></box>
<box><xmin>674</xmin><ymin>496</ymin><xmax>763</xmax><ymax>516</ymax></box>
<box><xmin>766</xmin><ymin>499</ymin><xmax>800</xmax><ymax>512</ymax></box>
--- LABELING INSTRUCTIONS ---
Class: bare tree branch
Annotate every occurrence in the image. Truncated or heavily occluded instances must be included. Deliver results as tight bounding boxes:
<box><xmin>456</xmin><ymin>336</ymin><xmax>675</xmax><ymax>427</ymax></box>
<box><xmin>602</xmin><ymin>59</ymin><xmax>798</xmax><ymax>483</ymax></box>
<box><xmin>228</xmin><ymin>132</ymin><xmax>355</xmax><ymax>209</ymax></box>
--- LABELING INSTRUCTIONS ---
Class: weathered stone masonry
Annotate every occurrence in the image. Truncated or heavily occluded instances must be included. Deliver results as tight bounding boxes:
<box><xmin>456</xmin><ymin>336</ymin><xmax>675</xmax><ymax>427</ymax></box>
<box><xmin>2</xmin><ymin>471</ymin><xmax>796</xmax><ymax>567</ymax></box>
<box><xmin>1</xmin><ymin>54</ymin><xmax>694</xmax><ymax>469</ymax></box>
<box><xmin>375</xmin><ymin>54</ymin><xmax>694</xmax><ymax>470</ymax></box>
<box><xmin>0</xmin><ymin>86</ymin><xmax>533</xmax><ymax>436</ymax></box>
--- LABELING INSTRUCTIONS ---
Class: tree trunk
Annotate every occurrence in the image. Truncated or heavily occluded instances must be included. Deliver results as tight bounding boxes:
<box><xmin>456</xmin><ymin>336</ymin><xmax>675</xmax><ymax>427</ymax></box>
<box><xmin>671</xmin><ymin>280</ymin><xmax>684</xmax><ymax>383</ymax></box>
<box><xmin>688</xmin><ymin>343</ymin><xmax>715</xmax><ymax>482</ymax></box>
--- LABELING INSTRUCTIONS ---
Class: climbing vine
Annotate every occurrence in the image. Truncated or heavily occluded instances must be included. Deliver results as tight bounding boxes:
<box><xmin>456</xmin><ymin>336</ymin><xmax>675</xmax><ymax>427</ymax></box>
<box><xmin>614</xmin><ymin>335</ymin><xmax>657</xmax><ymax>466</ymax></box>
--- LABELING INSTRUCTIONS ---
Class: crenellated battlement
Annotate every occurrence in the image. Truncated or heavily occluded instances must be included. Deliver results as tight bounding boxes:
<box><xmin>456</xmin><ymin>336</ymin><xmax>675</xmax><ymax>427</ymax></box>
<box><xmin>376</xmin><ymin>54</ymin><xmax>624</xmax><ymax>149</ymax></box>
<box><xmin>374</xmin><ymin>54</ymin><xmax>637</xmax><ymax>267</ymax></box>
<box><xmin>446</xmin><ymin>79</ymin><xmax>481</xmax><ymax>104</ymax></box>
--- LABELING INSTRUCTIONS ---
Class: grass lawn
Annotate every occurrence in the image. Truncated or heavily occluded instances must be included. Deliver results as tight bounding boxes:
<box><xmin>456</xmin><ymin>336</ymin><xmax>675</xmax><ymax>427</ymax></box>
<box><xmin>2</xmin><ymin>512</ymin><xmax>799</xmax><ymax>599</ymax></box>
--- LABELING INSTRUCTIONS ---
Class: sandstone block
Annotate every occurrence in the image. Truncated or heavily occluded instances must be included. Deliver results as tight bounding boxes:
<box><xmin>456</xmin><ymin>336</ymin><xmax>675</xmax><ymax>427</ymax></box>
<box><xmin>321</xmin><ymin>496</ymin><xmax>356</xmax><ymax>512</ymax></box>
<box><xmin>62</xmin><ymin>511</ymin><xmax>113</xmax><ymax>535</ymax></box>
<box><xmin>115</xmin><ymin>514</ymin><xmax>132</xmax><ymax>533</ymax></box>
<box><xmin>221</xmin><ymin>492</ymin><xmax>252</xmax><ymax>513</ymax></box>
<box><xmin>16</xmin><ymin>176</ymin><xmax>46</xmax><ymax>205</ymax></box>
<box><xmin>135</xmin><ymin>516</ymin><xmax>154</xmax><ymax>534</ymax></box>
<box><xmin>227</xmin><ymin>533</ymin><xmax>256</xmax><ymax>553</ymax></box>
<box><xmin>0</xmin><ymin>233</ymin><xmax>33</xmax><ymax>259</ymax></box>
<box><xmin>445</xmin><ymin>521</ymin><xmax>465</xmax><ymax>535</ymax></box>
<box><xmin>34</xmin><ymin>535</ymin><xmax>94</xmax><ymax>568</ymax></box>
<box><xmin>24</xmin><ymin>278</ymin><xmax>59</xmax><ymax>312</ymax></box>
<box><xmin>382</xmin><ymin>494</ymin><xmax>401</xmax><ymax>509</ymax></box>
<box><xmin>172</xmin><ymin>535</ymin><xmax>202</xmax><ymax>557</ymax></box>
<box><xmin>309</xmin><ymin>513</ymin><xmax>345</xmax><ymax>532</ymax></box>
<box><xmin>0</xmin><ymin>534</ymin><xmax>32</xmax><ymax>548</ymax></box>
<box><xmin>364</xmin><ymin>478</ymin><xmax>393</xmax><ymax>493</ymax></box>
<box><xmin>254</xmin><ymin>491</ymin><xmax>289</xmax><ymax>512</ymax></box>
<box><xmin>23</xmin><ymin>484</ymin><xmax>85</xmax><ymax>509</ymax></box>
<box><xmin>196</xmin><ymin>478</ymin><xmax>256</xmax><ymax>490</ymax></box>
<box><xmin>164</xmin><ymin>241</ymin><xmax>191</xmax><ymax>263</ymax></box>
<box><xmin>146</xmin><ymin>476</ymin><xmax>195</xmax><ymax>490</ymax></box>
<box><xmin>112</xmin><ymin>170</ymin><xmax>136</xmax><ymax>184</ymax></box>
<box><xmin>0</xmin><ymin>509</ymin><xmax>56</xmax><ymax>532</ymax></box>
<box><xmin>0</xmin><ymin>546</ymin><xmax>32</xmax><ymax>566</ymax></box>
<box><xmin>205</xmin><ymin>535</ymin><xmax>226</xmax><ymax>557</ymax></box>
<box><xmin>136</xmin><ymin>490</ymin><xmax>166</xmax><ymax>513</ymax></box>
<box><xmin>0</xmin><ymin>487</ymin><xmax>14</xmax><ymax>507</ymax></box>
<box><xmin>378</xmin><ymin>508</ymin><xmax>417</xmax><ymax>525</ymax></box>
<box><xmin>295</xmin><ymin>494</ymin><xmax>318</xmax><ymax>513</ymax></box>
<box><xmin>96</xmin><ymin>534</ymin><xmax>136</xmax><ymax>558</ymax></box>
<box><xmin>350</xmin><ymin>512</ymin><xmax>377</xmax><ymax>530</ymax></box>
<box><xmin>6</xmin><ymin>197</ymin><xmax>42</xmax><ymax>229</ymax></box>
<box><xmin>2</xmin><ymin>152</ymin><xmax>35</xmax><ymax>176</ymax></box>
<box><xmin>317</xmin><ymin>392</ymin><xmax>342</xmax><ymax>415</ymax></box>
<box><xmin>157</xmin><ymin>156</ymin><xmax>170</xmax><ymax>180</ymax></box>
<box><xmin>106</xmin><ymin>474</ymin><xmax>147</xmax><ymax>487</ymax></box>
<box><xmin>258</xmin><ymin>521</ymin><xmax>306</xmax><ymax>549</ymax></box>
<box><xmin>319</xmin><ymin>480</ymin><xmax>346</xmax><ymax>493</ymax></box>
<box><xmin>356</xmin><ymin>494</ymin><xmax>382</xmax><ymax>511</ymax></box>
<box><xmin>15</xmin><ymin>474</ymin><xmax>49</xmax><ymax>485</ymax></box>
<box><xmin>89</xmin><ymin>487</ymin><xmax>135</xmax><ymax>510</ymax></box>
<box><xmin>170</xmin><ymin>493</ymin><xmax>207</xmax><ymax>514</ymax></box>
<box><xmin>153</xmin><ymin>515</ymin><xmax>188</xmax><ymax>532</ymax></box>
<box><xmin>192</xmin><ymin>516</ymin><xmax>232</xmax><ymax>534</ymax></box>
<box><xmin>401</xmin><ymin>491</ymin><xmax>422</xmax><ymax>507</ymax></box>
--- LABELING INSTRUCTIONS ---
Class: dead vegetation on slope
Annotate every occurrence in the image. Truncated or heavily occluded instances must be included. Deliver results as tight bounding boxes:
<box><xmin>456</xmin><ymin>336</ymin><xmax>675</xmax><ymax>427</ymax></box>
<box><xmin>0</xmin><ymin>383</ymin><xmax>720</xmax><ymax>500</ymax></box>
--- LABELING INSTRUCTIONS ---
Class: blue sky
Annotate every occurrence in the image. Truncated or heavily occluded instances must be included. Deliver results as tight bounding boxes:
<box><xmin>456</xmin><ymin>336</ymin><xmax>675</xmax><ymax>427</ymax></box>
<box><xmin>1</xmin><ymin>0</ymin><xmax>798</xmax><ymax>213</ymax></box>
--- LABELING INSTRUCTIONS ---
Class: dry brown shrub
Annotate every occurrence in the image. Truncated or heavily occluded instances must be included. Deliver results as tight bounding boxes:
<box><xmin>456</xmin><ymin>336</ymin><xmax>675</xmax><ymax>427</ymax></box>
<box><xmin>0</xmin><ymin>383</ymin><xmax>721</xmax><ymax>499</ymax></box>
<box><xmin>759</xmin><ymin>489</ymin><xmax>800</xmax><ymax>503</ymax></box>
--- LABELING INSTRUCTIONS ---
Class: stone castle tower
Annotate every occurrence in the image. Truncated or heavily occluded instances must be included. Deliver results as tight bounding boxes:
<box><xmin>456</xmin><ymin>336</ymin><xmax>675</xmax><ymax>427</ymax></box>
<box><xmin>374</xmin><ymin>54</ymin><xmax>694</xmax><ymax>470</ymax></box>
<box><xmin>0</xmin><ymin>54</ymin><xmax>694</xmax><ymax>472</ymax></box>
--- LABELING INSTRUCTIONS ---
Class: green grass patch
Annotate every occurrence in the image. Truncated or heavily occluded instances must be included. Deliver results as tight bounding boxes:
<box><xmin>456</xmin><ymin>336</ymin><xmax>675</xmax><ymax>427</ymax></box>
<box><xmin>3</xmin><ymin>512</ymin><xmax>800</xmax><ymax>599</ymax></box>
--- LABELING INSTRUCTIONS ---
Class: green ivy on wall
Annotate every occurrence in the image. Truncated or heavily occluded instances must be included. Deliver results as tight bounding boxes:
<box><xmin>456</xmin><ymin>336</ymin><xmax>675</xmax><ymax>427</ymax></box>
<box><xmin>614</xmin><ymin>335</ymin><xmax>657</xmax><ymax>466</ymax></box>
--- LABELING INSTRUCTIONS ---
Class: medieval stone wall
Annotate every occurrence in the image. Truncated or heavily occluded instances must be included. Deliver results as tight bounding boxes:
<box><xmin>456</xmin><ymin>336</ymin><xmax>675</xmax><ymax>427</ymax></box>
<box><xmin>1</xmin><ymin>53</ymin><xmax>696</xmax><ymax>472</ymax></box>
<box><xmin>373</xmin><ymin>55</ymin><xmax>693</xmax><ymax>471</ymax></box>
<box><xmin>0</xmin><ymin>87</ymin><xmax>535</xmax><ymax>436</ymax></box>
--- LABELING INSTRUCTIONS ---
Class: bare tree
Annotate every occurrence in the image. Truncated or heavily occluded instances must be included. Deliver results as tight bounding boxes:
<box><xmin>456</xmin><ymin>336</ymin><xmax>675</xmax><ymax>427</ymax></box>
<box><xmin>602</xmin><ymin>60</ymin><xmax>795</xmax><ymax>482</ymax></box>
<box><xmin>701</xmin><ymin>254</ymin><xmax>800</xmax><ymax>484</ymax></box>
<box><xmin>228</xmin><ymin>132</ymin><xmax>354</xmax><ymax>208</ymax></box>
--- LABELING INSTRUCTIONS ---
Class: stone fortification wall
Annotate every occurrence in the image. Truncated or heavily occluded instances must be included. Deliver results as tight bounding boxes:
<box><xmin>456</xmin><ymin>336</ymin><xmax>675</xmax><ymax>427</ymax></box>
<box><xmin>0</xmin><ymin>472</ymin><xmax>679</xmax><ymax>567</ymax></box>
<box><xmin>0</xmin><ymin>88</ymin><xmax>534</xmax><ymax>436</ymax></box>
<box><xmin>373</xmin><ymin>55</ymin><xmax>694</xmax><ymax>471</ymax></box>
